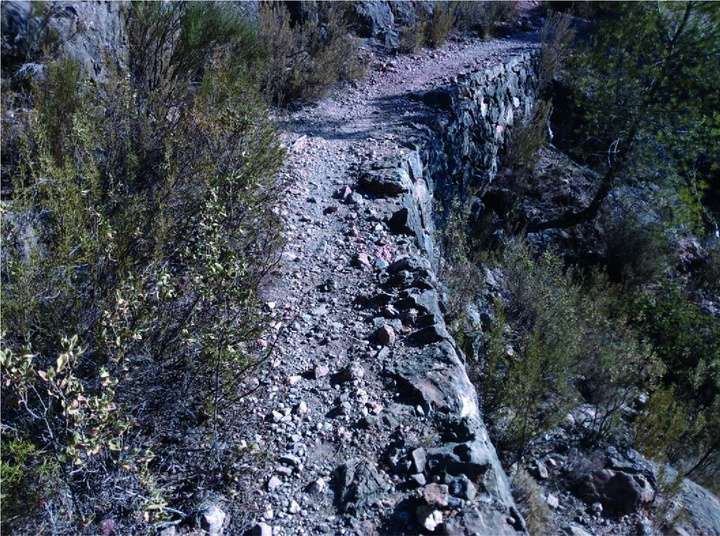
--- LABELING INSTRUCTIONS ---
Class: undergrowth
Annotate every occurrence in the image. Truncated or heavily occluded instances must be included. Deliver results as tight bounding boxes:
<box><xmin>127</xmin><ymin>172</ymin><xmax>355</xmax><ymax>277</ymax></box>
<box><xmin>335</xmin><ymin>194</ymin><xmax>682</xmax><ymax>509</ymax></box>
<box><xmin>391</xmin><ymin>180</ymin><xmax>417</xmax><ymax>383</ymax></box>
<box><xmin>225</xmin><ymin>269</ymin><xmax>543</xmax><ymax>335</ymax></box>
<box><xmin>258</xmin><ymin>2</ymin><xmax>368</xmax><ymax>105</ymax></box>
<box><xmin>1</xmin><ymin>3</ymin><xmax>285</xmax><ymax>532</ymax></box>
<box><xmin>451</xmin><ymin>239</ymin><xmax>664</xmax><ymax>466</ymax></box>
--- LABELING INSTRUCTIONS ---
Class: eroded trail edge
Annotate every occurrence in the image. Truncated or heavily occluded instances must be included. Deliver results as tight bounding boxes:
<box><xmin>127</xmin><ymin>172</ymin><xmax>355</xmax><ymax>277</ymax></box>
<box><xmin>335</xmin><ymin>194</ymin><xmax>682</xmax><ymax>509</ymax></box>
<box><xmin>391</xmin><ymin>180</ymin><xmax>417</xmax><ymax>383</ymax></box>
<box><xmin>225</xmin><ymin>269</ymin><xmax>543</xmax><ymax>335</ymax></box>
<box><xmin>241</xmin><ymin>37</ymin><xmax>539</xmax><ymax>536</ymax></box>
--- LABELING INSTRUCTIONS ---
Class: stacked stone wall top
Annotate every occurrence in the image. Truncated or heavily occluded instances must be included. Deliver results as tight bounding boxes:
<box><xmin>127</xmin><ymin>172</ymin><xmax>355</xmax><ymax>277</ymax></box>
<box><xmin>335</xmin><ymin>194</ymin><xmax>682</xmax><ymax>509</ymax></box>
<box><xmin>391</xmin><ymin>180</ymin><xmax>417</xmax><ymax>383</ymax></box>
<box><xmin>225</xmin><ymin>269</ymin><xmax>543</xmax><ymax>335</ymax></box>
<box><xmin>360</xmin><ymin>50</ymin><xmax>540</xmax><ymax>534</ymax></box>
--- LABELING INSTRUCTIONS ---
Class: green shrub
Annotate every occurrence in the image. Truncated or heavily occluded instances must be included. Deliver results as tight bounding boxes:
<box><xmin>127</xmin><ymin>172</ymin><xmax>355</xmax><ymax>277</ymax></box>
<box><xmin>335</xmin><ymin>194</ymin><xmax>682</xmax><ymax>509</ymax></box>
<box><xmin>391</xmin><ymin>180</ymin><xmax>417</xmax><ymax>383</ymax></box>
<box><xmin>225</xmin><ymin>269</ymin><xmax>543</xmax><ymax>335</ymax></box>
<box><xmin>0</xmin><ymin>436</ymin><xmax>61</xmax><ymax>531</ymax></box>
<box><xmin>694</xmin><ymin>240</ymin><xmax>720</xmax><ymax>293</ymax></box>
<box><xmin>398</xmin><ymin>2</ymin><xmax>460</xmax><ymax>54</ymax></box>
<box><xmin>258</xmin><ymin>2</ymin><xmax>367</xmax><ymax>105</ymax></box>
<box><xmin>575</xmin><ymin>274</ymin><xmax>664</xmax><ymax>441</ymax></box>
<box><xmin>602</xmin><ymin>212</ymin><xmax>669</xmax><ymax>286</ymax></box>
<box><xmin>626</xmin><ymin>282</ymin><xmax>720</xmax><ymax>403</ymax></box>
<box><xmin>625</xmin><ymin>282</ymin><xmax>720</xmax><ymax>492</ymax></box>
<box><xmin>473</xmin><ymin>240</ymin><xmax>664</xmax><ymax>463</ymax></box>
<box><xmin>1</xmin><ymin>2</ymin><xmax>70</xmax><ymax>79</ymax></box>
<box><xmin>440</xmin><ymin>201</ymin><xmax>486</xmax><ymax>359</ymax></box>
<box><xmin>428</xmin><ymin>2</ymin><xmax>456</xmax><ymax>48</ymax></box>
<box><xmin>127</xmin><ymin>2</ymin><xmax>263</xmax><ymax>106</ymax></box>
<box><xmin>1</xmin><ymin>3</ymin><xmax>286</xmax><ymax>531</ymax></box>
<box><xmin>477</xmin><ymin>241</ymin><xmax>582</xmax><ymax>463</ymax></box>
<box><xmin>634</xmin><ymin>386</ymin><xmax>690</xmax><ymax>463</ymax></box>
<box><xmin>503</xmin><ymin>99</ymin><xmax>552</xmax><ymax>178</ymax></box>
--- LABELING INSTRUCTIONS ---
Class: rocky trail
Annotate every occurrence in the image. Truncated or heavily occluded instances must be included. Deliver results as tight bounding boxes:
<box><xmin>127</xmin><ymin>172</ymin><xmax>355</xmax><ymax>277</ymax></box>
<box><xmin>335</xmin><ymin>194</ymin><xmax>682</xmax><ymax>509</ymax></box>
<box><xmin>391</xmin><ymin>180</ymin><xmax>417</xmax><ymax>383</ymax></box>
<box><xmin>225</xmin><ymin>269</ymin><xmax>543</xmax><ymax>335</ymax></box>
<box><xmin>224</xmin><ymin>34</ymin><xmax>539</xmax><ymax>536</ymax></box>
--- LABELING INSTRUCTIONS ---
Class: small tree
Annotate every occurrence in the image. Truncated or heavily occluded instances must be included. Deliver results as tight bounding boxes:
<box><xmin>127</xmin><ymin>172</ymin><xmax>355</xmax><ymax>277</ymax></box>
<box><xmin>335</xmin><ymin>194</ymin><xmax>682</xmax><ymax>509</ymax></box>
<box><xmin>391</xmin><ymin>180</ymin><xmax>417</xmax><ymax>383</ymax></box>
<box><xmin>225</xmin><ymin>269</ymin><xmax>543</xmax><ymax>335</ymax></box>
<box><xmin>477</xmin><ymin>242</ymin><xmax>582</xmax><ymax>464</ymax></box>
<box><xmin>532</xmin><ymin>2</ymin><xmax>720</xmax><ymax>234</ymax></box>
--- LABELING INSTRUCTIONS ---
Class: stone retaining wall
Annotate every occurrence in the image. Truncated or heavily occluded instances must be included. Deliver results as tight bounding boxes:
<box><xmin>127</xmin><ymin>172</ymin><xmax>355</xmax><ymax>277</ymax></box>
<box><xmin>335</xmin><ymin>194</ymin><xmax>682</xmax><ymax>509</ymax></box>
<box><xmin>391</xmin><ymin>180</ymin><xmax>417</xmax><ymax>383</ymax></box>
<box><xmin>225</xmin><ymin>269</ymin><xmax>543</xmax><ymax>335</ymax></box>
<box><xmin>364</xmin><ymin>50</ymin><xmax>540</xmax><ymax>533</ymax></box>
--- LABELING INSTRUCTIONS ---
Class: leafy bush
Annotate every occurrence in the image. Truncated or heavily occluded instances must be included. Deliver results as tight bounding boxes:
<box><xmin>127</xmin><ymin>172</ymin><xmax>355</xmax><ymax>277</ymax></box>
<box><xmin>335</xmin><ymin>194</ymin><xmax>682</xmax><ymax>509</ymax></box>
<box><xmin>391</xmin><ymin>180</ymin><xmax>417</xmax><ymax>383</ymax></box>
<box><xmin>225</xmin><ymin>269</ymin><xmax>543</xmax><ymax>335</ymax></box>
<box><xmin>1</xmin><ymin>3</ymin><xmax>285</xmax><ymax>531</ymax></box>
<box><xmin>258</xmin><ymin>2</ymin><xmax>367</xmax><ymax>105</ymax></box>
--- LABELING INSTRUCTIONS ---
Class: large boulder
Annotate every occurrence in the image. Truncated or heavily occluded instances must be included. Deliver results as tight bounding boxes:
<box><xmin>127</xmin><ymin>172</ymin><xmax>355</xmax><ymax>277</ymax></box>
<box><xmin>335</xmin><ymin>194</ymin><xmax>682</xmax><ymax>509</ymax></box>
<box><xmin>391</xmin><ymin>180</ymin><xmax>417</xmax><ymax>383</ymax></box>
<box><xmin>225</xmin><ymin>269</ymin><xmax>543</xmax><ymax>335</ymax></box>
<box><xmin>348</xmin><ymin>1</ymin><xmax>398</xmax><ymax>49</ymax></box>
<box><xmin>576</xmin><ymin>468</ymin><xmax>655</xmax><ymax>515</ymax></box>
<box><xmin>390</xmin><ymin>1</ymin><xmax>430</xmax><ymax>27</ymax></box>
<box><xmin>358</xmin><ymin>165</ymin><xmax>412</xmax><ymax>196</ymax></box>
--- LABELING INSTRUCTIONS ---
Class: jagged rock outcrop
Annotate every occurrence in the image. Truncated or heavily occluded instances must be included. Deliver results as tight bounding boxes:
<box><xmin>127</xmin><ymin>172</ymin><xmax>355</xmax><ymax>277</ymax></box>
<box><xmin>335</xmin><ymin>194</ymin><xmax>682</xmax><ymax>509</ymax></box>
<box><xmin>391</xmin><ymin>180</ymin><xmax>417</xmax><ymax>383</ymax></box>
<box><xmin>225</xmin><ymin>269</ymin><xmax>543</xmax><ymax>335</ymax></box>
<box><xmin>349</xmin><ymin>1</ymin><xmax>399</xmax><ymax>49</ymax></box>
<box><xmin>1</xmin><ymin>0</ymin><xmax>128</xmax><ymax>82</ymax></box>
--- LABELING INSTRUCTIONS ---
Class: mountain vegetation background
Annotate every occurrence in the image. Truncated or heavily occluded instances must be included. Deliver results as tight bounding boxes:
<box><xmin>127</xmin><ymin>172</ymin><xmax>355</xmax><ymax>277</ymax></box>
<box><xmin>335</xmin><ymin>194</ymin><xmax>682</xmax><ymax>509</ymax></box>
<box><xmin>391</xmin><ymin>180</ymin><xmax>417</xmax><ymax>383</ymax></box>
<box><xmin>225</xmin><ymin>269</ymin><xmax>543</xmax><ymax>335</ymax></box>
<box><xmin>1</xmin><ymin>1</ymin><xmax>719</xmax><ymax>534</ymax></box>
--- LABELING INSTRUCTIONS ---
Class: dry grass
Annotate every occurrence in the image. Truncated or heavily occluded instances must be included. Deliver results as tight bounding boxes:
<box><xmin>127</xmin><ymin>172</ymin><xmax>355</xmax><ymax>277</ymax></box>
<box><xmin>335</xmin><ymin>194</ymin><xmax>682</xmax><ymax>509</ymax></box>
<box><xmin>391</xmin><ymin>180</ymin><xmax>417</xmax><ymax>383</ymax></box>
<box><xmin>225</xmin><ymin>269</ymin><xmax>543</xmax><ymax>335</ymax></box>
<box><xmin>428</xmin><ymin>2</ymin><xmax>456</xmax><ymax>47</ymax></box>
<box><xmin>511</xmin><ymin>468</ymin><xmax>555</xmax><ymax>535</ymax></box>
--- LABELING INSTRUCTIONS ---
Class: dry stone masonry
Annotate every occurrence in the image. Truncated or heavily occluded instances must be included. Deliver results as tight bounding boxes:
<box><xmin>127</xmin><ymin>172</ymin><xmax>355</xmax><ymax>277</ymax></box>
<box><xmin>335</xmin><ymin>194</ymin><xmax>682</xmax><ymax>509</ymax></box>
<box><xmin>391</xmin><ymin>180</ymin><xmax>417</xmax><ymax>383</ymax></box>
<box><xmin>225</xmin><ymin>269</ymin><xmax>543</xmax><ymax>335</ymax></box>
<box><xmin>344</xmin><ymin>50</ymin><xmax>539</xmax><ymax>535</ymax></box>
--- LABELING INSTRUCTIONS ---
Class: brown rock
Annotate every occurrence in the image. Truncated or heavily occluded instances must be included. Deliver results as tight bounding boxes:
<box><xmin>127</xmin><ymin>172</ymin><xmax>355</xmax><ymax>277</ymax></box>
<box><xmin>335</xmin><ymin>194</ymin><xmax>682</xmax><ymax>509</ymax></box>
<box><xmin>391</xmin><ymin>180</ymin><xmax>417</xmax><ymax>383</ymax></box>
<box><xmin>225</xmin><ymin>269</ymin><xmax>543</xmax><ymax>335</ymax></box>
<box><xmin>577</xmin><ymin>469</ymin><xmax>655</xmax><ymax>515</ymax></box>
<box><xmin>376</xmin><ymin>325</ymin><xmax>396</xmax><ymax>346</ymax></box>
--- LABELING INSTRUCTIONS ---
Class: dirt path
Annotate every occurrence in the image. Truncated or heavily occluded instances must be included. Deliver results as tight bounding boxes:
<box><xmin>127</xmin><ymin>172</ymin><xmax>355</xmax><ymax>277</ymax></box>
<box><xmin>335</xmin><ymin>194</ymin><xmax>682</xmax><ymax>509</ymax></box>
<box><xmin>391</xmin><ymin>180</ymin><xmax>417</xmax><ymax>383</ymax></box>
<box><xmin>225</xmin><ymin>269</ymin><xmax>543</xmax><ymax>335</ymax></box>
<box><xmin>233</xmin><ymin>33</ymin><xmax>539</xmax><ymax>536</ymax></box>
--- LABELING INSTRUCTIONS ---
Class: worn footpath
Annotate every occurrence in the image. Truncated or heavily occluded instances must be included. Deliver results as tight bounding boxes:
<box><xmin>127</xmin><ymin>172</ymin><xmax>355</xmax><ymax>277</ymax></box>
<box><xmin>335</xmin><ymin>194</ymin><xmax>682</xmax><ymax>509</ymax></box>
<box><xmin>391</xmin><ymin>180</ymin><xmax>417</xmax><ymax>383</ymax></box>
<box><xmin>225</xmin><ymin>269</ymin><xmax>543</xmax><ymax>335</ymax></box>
<box><xmin>233</xmin><ymin>35</ymin><xmax>539</xmax><ymax>536</ymax></box>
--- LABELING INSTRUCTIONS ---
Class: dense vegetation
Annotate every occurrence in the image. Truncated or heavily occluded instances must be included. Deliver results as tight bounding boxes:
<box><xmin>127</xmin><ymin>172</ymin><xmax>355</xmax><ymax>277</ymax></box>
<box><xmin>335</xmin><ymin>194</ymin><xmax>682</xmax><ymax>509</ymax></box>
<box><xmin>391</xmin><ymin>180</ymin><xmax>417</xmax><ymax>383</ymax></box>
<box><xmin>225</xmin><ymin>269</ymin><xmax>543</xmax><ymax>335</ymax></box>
<box><xmin>444</xmin><ymin>3</ymin><xmax>720</xmax><ymax>513</ymax></box>
<box><xmin>535</xmin><ymin>1</ymin><xmax>720</xmax><ymax>232</ymax></box>
<box><xmin>0</xmin><ymin>2</ymin><xmax>372</xmax><ymax>532</ymax></box>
